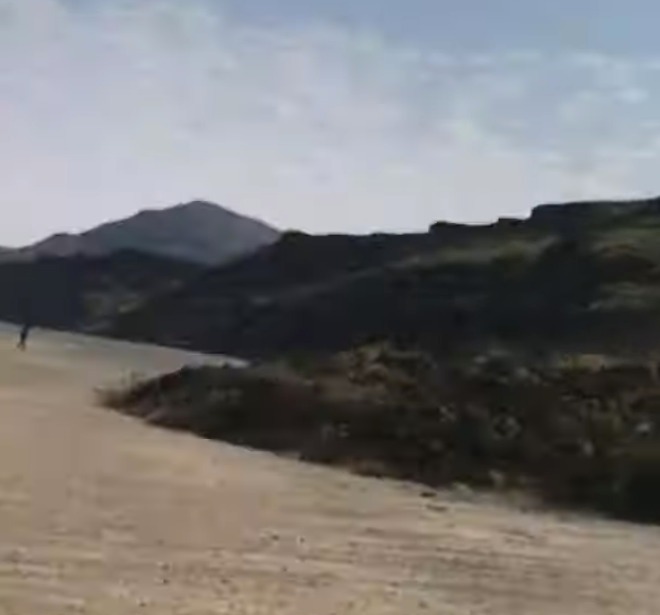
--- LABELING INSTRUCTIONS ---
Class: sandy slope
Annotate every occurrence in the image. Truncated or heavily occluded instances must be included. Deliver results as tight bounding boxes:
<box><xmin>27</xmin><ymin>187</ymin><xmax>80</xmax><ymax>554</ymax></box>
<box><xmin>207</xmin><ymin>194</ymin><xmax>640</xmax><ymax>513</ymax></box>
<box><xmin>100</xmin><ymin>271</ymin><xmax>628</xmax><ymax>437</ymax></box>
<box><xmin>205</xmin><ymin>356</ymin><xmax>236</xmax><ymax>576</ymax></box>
<box><xmin>0</xmin><ymin>328</ymin><xmax>659</xmax><ymax>614</ymax></box>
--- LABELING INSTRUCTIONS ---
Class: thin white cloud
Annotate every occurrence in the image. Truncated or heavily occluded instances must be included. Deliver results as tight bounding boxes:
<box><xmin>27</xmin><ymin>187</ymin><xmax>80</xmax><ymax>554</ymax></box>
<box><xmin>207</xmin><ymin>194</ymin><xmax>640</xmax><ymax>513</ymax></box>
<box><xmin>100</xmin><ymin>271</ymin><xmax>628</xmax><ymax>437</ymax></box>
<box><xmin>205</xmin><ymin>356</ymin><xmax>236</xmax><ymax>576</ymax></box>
<box><xmin>2</xmin><ymin>0</ymin><xmax>660</xmax><ymax>244</ymax></box>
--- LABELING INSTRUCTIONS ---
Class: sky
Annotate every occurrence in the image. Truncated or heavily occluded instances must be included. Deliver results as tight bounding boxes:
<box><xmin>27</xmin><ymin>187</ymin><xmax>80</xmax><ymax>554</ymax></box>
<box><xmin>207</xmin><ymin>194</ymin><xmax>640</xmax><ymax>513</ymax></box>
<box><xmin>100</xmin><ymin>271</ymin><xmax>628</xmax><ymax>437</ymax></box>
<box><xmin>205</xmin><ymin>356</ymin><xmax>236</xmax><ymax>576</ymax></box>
<box><xmin>3</xmin><ymin>0</ymin><xmax>660</xmax><ymax>244</ymax></box>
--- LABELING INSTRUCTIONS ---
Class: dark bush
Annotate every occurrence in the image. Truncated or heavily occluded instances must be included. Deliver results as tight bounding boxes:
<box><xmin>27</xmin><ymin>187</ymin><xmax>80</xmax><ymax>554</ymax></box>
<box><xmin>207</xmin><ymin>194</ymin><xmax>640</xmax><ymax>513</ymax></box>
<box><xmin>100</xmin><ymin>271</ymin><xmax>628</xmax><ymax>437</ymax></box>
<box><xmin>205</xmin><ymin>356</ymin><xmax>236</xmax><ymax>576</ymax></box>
<box><xmin>101</xmin><ymin>345</ymin><xmax>660</xmax><ymax>524</ymax></box>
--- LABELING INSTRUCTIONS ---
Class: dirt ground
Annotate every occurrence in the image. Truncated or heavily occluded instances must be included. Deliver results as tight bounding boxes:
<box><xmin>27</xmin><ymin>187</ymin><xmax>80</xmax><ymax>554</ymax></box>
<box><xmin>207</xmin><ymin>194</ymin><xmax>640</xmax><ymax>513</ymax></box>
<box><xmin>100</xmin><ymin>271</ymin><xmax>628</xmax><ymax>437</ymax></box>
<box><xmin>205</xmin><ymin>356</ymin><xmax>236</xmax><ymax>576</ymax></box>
<box><xmin>0</xmin><ymin>327</ymin><xmax>659</xmax><ymax>614</ymax></box>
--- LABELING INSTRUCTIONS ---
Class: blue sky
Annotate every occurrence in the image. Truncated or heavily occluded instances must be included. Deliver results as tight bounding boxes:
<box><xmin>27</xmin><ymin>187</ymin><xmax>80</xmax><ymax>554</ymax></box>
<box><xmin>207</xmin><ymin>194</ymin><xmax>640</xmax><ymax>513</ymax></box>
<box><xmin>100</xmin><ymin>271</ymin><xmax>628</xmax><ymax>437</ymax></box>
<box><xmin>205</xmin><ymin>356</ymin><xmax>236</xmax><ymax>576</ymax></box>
<box><xmin>227</xmin><ymin>0</ymin><xmax>656</xmax><ymax>54</ymax></box>
<box><xmin>2</xmin><ymin>0</ymin><xmax>660</xmax><ymax>243</ymax></box>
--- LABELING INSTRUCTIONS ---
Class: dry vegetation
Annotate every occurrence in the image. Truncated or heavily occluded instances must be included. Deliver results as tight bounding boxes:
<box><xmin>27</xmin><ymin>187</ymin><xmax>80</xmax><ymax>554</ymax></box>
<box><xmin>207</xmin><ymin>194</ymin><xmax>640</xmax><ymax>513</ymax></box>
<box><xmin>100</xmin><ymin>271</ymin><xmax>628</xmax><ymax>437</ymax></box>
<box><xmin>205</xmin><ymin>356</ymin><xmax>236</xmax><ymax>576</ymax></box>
<box><xmin>103</xmin><ymin>344</ymin><xmax>660</xmax><ymax>524</ymax></box>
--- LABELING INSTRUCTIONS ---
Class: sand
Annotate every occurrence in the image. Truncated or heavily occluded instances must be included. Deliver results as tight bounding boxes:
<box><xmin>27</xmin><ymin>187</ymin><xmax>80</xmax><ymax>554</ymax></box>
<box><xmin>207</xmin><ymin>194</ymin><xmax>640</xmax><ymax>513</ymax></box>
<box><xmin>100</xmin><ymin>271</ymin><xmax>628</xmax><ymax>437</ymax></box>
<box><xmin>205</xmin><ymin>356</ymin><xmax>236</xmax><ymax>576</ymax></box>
<box><xmin>0</xmin><ymin>326</ymin><xmax>659</xmax><ymax>614</ymax></box>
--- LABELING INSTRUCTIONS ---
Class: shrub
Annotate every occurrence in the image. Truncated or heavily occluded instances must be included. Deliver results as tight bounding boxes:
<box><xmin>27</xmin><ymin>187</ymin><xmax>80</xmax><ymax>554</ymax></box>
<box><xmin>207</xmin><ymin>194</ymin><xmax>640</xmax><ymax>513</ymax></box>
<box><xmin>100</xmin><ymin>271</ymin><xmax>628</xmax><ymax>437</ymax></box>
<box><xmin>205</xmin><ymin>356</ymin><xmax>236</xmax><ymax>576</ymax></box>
<box><xmin>101</xmin><ymin>345</ymin><xmax>660</xmax><ymax>524</ymax></box>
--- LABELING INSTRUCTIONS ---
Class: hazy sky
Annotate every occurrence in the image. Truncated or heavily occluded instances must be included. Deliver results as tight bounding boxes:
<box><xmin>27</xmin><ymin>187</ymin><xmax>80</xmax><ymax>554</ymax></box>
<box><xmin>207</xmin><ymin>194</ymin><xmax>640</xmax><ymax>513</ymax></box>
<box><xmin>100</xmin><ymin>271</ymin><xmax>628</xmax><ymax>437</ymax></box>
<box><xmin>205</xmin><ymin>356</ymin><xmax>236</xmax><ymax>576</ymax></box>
<box><xmin>3</xmin><ymin>0</ymin><xmax>660</xmax><ymax>243</ymax></box>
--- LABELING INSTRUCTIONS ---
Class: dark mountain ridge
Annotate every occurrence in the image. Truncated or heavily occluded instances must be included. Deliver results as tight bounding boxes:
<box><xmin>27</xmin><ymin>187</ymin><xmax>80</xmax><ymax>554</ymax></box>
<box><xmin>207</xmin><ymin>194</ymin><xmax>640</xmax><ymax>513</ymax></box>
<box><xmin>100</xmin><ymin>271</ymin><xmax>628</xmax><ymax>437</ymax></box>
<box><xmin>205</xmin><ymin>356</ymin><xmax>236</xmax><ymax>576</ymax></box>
<box><xmin>108</xmin><ymin>195</ymin><xmax>660</xmax><ymax>360</ymax></box>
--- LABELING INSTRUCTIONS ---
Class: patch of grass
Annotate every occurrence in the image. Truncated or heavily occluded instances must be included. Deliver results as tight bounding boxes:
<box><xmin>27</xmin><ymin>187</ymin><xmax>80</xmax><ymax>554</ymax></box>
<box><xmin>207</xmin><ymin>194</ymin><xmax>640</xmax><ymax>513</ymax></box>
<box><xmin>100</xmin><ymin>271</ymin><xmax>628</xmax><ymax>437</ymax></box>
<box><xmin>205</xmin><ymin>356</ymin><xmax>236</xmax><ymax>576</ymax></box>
<box><xmin>593</xmin><ymin>224</ymin><xmax>660</xmax><ymax>263</ymax></box>
<box><xmin>589</xmin><ymin>283</ymin><xmax>660</xmax><ymax>313</ymax></box>
<box><xmin>398</xmin><ymin>235</ymin><xmax>556</xmax><ymax>268</ymax></box>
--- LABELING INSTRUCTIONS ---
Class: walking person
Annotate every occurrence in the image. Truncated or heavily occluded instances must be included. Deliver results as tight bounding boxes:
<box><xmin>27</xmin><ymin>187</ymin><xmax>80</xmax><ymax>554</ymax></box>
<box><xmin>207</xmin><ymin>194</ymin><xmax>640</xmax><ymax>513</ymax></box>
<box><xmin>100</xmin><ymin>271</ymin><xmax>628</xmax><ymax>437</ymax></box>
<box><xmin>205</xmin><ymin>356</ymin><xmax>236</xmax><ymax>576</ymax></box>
<box><xmin>17</xmin><ymin>322</ymin><xmax>31</xmax><ymax>351</ymax></box>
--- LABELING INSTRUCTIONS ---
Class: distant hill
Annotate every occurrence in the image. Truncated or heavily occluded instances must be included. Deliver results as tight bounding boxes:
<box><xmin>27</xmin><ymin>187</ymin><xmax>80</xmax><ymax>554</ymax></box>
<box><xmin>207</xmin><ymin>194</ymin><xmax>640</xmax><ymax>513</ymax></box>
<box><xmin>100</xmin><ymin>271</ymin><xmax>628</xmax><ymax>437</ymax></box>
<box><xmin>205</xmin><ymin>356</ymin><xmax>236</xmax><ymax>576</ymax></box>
<box><xmin>2</xmin><ymin>201</ymin><xmax>280</xmax><ymax>265</ymax></box>
<box><xmin>108</xmin><ymin>196</ymin><xmax>660</xmax><ymax>360</ymax></box>
<box><xmin>0</xmin><ymin>250</ymin><xmax>201</xmax><ymax>331</ymax></box>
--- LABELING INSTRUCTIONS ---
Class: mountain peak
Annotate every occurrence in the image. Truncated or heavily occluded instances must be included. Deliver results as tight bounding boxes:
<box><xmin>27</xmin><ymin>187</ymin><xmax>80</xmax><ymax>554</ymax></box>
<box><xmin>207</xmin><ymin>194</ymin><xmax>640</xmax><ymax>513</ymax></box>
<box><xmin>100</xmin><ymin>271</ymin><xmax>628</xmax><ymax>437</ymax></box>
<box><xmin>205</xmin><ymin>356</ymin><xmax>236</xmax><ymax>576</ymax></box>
<box><xmin>177</xmin><ymin>199</ymin><xmax>224</xmax><ymax>211</ymax></box>
<box><xmin>3</xmin><ymin>201</ymin><xmax>280</xmax><ymax>265</ymax></box>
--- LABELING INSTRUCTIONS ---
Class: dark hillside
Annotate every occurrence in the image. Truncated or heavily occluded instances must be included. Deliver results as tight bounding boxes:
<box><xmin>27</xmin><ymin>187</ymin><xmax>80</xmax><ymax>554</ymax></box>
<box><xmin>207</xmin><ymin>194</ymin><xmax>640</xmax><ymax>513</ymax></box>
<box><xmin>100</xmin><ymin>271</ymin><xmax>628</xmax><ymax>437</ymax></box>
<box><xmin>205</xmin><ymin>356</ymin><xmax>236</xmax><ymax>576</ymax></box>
<box><xmin>109</xmin><ymin>197</ymin><xmax>660</xmax><ymax>360</ymax></box>
<box><xmin>0</xmin><ymin>251</ymin><xmax>201</xmax><ymax>331</ymax></box>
